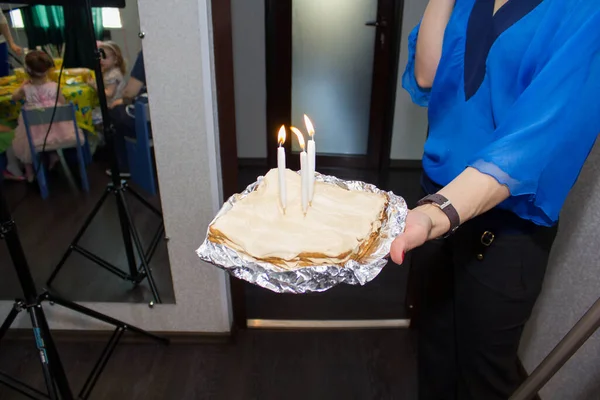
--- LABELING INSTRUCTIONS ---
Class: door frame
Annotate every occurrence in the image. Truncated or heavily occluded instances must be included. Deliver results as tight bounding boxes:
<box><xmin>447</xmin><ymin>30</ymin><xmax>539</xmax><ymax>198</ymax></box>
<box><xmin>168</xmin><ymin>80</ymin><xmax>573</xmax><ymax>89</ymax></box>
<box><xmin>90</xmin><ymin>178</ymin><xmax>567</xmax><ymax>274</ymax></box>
<box><xmin>210</xmin><ymin>0</ymin><xmax>247</xmax><ymax>329</ymax></box>
<box><xmin>213</xmin><ymin>0</ymin><xmax>405</xmax><ymax>330</ymax></box>
<box><xmin>265</xmin><ymin>0</ymin><xmax>403</xmax><ymax>172</ymax></box>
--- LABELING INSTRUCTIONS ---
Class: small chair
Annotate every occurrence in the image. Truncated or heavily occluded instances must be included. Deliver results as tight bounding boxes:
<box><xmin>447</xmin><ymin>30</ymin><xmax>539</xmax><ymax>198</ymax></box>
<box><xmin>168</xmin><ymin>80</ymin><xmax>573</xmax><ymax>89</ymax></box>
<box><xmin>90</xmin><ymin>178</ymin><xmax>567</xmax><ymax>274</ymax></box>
<box><xmin>125</xmin><ymin>101</ymin><xmax>157</xmax><ymax>195</ymax></box>
<box><xmin>22</xmin><ymin>104</ymin><xmax>91</xmax><ymax>199</ymax></box>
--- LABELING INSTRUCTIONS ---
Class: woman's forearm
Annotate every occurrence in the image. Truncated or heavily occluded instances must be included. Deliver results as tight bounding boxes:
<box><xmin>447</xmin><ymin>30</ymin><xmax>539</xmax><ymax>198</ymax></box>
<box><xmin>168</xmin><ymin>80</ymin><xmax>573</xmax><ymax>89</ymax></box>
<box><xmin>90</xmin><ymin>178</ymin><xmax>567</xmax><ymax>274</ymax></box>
<box><xmin>418</xmin><ymin>167</ymin><xmax>511</xmax><ymax>239</ymax></box>
<box><xmin>0</xmin><ymin>23</ymin><xmax>14</xmax><ymax>47</ymax></box>
<box><xmin>415</xmin><ymin>0</ymin><xmax>455</xmax><ymax>88</ymax></box>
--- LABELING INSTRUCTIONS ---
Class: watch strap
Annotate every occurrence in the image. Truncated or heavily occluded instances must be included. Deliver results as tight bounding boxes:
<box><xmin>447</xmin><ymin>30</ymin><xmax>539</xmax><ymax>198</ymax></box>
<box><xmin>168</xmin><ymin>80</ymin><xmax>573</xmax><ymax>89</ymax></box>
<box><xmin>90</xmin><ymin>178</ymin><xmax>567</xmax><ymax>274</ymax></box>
<box><xmin>417</xmin><ymin>194</ymin><xmax>461</xmax><ymax>237</ymax></box>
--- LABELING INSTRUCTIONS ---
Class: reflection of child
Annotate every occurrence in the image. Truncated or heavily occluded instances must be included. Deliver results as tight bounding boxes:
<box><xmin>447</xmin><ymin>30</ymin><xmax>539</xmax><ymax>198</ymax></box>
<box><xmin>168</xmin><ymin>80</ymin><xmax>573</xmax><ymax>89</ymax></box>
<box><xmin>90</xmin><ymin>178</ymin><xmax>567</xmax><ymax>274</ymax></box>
<box><xmin>88</xmin><ymin>41</ymin><xmax>126</xmax><ymax>124</ymax></box>
<box><xmin>11</xmin><ymin>51</ymin><xmax>83</xmax><ymax>182</ymax></box>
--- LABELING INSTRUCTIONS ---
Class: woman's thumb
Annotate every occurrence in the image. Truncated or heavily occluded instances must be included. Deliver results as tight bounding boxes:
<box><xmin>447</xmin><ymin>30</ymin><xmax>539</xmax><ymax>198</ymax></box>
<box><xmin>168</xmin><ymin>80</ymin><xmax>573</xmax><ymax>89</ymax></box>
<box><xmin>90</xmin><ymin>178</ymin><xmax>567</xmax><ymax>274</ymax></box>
<box><xmin>390</xmin><ymin>236</ymin><xmax>407</xmax><ymax>264</ymax></box>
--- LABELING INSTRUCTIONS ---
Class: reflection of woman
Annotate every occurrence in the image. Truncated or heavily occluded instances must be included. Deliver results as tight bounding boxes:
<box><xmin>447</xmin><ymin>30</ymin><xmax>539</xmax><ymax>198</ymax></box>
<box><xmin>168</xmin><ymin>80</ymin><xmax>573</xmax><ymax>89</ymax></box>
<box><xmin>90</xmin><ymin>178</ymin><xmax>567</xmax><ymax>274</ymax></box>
<box><xmin>390</xmin><ymin>1</ymin><xmax>600</xmax><ymax>399</ymax></box>
<box><xmin>107</xmin><ymin>51</ymin><xmax>146</xmax><ymax>177</ymax></box>
<box><xmin>0</xmin><ymin>11</ymin><xmax>22</xmax><ymax>76</ymax></box>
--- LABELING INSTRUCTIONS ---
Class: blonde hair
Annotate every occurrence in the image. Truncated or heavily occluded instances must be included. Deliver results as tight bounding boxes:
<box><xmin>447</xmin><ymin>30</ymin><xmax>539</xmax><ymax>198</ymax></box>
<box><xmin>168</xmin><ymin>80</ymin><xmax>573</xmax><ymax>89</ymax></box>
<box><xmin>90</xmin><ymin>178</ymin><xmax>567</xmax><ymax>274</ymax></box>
<box><xmin>99</xmin><ymin>41</ymin><xmax>126</xmax><ymax>76</ymax></box>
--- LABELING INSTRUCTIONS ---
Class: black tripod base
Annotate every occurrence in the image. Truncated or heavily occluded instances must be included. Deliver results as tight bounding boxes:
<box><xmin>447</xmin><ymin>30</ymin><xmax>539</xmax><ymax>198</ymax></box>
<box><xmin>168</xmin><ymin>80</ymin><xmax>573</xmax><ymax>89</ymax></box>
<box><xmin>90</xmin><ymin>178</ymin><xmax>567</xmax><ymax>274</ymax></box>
<box><xmin>0</xmin><ymin>292</ymin><xmax>169</xmax><ymax>400</ymax></box>
<box><xmin>46</xmin><ymin>182</ymin><xmax>165</xmax><ymax>305</ymax></box>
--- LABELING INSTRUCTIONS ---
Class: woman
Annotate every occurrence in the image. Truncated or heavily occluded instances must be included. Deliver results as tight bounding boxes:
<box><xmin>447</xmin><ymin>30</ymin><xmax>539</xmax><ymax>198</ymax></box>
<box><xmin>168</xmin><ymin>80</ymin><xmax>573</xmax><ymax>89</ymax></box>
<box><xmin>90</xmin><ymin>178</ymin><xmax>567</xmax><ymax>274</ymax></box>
<box><xmin>107</xmin><ymin>50</ymin><xmax>147</xmax><ymax>178</ymax></box>
<box><xmin>0</xmin><ymin>11</ymin><xmax>22</xmax><ymax>76</ymax></box>
<box><xmin>390</xmin><ymin>0</ymin><xmax>599</xmax><ymax>399</ymax></box>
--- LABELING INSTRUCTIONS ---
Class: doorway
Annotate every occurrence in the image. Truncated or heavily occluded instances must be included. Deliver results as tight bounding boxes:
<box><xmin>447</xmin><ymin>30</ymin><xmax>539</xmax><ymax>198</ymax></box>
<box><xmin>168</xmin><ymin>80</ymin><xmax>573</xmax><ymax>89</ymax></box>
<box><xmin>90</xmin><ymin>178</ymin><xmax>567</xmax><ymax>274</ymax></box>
<box><xmin>214</xmin><ymin>0</ymin><xmax>410</xmax><ymax>328</ymax></box>
<box><xmin>266</xmin><ymin>0</ymin><xmax>400</xmax><ymax>171</ymax></box>
<box><xmin>245</xmin><ymin>0</ymin><xmax>408</xmax><ymax>327</ymax></box>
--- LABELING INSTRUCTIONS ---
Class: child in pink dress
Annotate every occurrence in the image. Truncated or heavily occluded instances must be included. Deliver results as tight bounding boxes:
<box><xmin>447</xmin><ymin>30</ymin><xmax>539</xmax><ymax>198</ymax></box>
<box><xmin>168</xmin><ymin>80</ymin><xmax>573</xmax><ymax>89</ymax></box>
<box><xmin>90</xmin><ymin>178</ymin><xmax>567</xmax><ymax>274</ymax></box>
<box><xmin>11</xmin><ymin>50</ymin><xmax>84</xmax><ymax>182</ymax></box>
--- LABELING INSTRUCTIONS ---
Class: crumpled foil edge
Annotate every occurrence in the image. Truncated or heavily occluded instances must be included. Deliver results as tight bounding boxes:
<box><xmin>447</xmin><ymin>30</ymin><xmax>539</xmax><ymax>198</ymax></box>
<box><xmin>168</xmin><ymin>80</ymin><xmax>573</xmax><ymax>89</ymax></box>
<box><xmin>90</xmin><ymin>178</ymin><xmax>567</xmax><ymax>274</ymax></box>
<box><xmin>196</xmin><ymin>172</ymin><xmax>407</xmax><ymax>294</ymax></box>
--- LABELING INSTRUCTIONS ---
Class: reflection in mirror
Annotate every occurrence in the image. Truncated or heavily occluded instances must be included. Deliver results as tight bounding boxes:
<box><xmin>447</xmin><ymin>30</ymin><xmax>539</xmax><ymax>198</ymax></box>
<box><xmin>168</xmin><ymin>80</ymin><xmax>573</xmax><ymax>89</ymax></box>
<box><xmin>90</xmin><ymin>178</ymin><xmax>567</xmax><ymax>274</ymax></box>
<box><xmin>0</xmin><ymin>1</ymin><xmax>175</xmax><ymax>304</ymax></box>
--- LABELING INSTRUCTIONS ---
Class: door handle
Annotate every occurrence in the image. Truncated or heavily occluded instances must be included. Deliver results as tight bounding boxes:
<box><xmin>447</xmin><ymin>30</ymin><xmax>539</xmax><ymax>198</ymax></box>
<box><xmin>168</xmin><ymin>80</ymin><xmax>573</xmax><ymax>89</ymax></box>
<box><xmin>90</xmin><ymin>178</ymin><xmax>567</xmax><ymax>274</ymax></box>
<box><xmin>365</xmin><ymin>20</ymin><xmax>387</xmax><ymax>28</ymax></box>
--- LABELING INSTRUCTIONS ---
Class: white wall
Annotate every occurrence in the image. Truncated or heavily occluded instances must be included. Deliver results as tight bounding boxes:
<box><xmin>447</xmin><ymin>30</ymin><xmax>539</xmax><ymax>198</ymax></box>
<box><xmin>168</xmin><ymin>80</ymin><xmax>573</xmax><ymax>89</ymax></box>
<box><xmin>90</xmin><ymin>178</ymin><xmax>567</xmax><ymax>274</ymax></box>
<box><xmin>113</xmin><ymin>0</ymin><xmax>143</xmax><ymax>72</ymax></box>
<box><xmin>0</xmin><ymin>0</ymin><xmax>233</xmax><ymax>333</ymax></box>
<box><xmin>389</xmin><ymin>0</ymin><xmax>429</xmax><ymax>160</ymax></box>
<box><xmin>230</xmin><ymin>0</ymin><xmax>427</xmax><ymax>161</ymax></box>
<box><xmin>519</xmin><ymin>141</ymin><xmax>600</xmax><ymax>399</ymax></box>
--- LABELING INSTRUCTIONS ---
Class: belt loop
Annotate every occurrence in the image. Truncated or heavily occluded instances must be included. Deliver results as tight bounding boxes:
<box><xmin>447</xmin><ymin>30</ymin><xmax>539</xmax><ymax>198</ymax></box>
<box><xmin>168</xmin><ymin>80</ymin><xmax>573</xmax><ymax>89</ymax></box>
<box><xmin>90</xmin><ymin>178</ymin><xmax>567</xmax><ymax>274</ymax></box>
<box><xmin>476</xmin><ymin>231</ymin><xmax>495</xmax><ymax>261</ymax></box>
<box><xmin>481</xmin><ymin>231</ymin><xmax>495</xmax><ymax>246</ymax></box>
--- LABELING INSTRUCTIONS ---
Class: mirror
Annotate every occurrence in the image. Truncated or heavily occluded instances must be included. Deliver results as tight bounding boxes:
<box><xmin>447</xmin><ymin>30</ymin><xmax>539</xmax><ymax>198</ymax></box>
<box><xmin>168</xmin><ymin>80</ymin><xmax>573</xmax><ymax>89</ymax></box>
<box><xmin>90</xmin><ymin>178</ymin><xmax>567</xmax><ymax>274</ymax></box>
<box><xmin>0</xmin><ymin>1</ymin><xmax>175</xmax><ymax>304</ymax></box>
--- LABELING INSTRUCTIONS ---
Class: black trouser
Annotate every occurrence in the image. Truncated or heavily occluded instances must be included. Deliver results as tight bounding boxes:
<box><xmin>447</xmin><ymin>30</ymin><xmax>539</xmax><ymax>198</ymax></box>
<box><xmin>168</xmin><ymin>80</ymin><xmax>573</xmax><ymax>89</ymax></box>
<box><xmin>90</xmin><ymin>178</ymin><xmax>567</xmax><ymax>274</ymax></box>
<box><xmin>411</xmin><ymin>176</ymin><xmax>558</xmax><ymax>400</ymax></box>
<box><xmin>109</xmin><ymin>104</ymin><xmax>136</xmax><ymax>172</ymax></box>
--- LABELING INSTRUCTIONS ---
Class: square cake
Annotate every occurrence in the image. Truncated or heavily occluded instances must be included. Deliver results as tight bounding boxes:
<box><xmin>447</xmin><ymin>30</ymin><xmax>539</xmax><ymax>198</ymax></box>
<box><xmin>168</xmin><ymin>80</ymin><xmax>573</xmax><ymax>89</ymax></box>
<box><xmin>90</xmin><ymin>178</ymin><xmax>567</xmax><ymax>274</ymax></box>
<box><xmin>208</xmin><ymin>169</ymin><xmax>387</xmax><ymax>269</ymax></box>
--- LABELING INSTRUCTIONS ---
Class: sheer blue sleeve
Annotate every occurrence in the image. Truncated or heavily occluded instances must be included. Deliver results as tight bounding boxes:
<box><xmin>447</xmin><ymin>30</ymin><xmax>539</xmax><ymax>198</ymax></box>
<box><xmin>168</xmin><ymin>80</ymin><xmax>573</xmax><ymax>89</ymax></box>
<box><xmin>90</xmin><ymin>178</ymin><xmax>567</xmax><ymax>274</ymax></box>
<box><xmin>469</xmin><ymin>11</ymin><xmax>600</xmax><ymax>225</ymax></box>
<box><xmin>402</xmin><ymin>24</ymin><xmax>431</xmax><ymax>107</ymax></box>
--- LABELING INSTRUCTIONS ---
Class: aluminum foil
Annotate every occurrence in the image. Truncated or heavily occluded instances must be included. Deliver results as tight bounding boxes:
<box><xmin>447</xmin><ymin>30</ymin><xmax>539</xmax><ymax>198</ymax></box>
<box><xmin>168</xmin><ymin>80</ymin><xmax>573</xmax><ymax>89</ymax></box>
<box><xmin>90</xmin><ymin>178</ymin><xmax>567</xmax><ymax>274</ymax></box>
<box><xmin>196</xmin><ymin>172</ymin><xmax>407</xmax><ymax>294</ymax></box>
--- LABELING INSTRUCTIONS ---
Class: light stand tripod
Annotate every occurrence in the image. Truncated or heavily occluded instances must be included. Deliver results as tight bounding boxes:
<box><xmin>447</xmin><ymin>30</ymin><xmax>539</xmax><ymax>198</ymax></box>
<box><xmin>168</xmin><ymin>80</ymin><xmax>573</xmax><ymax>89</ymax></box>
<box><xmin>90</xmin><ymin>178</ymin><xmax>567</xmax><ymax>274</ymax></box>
<box><xmin>46</xmin><ymin>0</ymin><xmax>164</xmax><ymax>305</ymax></box>
<box><xmin>509</xmin><ymin>295</ymin><xmax>600</xmax><ymax>400</ymax></box>
<box><xmin>0</xmin><ymin>182</ymin><xmax>169</xmax><ymax>400</ymax></box>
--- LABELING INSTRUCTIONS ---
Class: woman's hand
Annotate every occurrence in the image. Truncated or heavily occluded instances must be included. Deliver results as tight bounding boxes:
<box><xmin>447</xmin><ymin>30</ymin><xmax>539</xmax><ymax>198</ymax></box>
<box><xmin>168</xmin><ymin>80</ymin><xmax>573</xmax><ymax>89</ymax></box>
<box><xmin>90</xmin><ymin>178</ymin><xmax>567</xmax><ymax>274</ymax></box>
<box><xmin>390</xmin><ymin>168</ymin><xmax>512</xmax><ymax>265</ymax></box>
<box><xmin>109</xmin><ymin>98</ymin><xmax>123</xmax><ymax>108</ymax></box>
<box><xmin>390</xmin><ymin>208</ymin><xmax>434</xmax><ymax>264</ymax></box>
<box><xmin>10</xmin><ymin>43</ymin><xmax>22</xmax><ymax>56</ymax></box>
<box><xmin>390</xmin><ymin>203</ymin><xmax>452</xmax><ymax>264</ymax></box>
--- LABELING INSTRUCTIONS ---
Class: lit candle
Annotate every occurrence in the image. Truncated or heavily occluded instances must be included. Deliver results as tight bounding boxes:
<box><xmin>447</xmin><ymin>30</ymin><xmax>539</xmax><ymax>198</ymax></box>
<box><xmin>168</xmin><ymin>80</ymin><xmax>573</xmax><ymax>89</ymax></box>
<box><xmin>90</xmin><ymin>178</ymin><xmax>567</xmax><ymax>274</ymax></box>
<box><xmin>277</xmin><ymin>125</ymin><xmax>287</xmax><ymax>212</ymax></box>
<box><xmin>291</xmin><ymin>127</ymin><xmax>309</xmax><ymax>214</ymax></box>
<box><xmin>304</xmin><ymin>115</ymin><xmax>316</xmax><ymax>202</ymax></box>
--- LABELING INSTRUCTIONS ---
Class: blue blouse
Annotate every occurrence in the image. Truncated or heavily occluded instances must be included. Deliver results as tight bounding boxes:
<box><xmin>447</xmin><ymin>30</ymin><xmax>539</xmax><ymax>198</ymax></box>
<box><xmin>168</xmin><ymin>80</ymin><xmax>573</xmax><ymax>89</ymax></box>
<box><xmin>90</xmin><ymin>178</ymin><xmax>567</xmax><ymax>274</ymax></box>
<box><xmin>403</xmin><ymin>0</ymin><xmax>600</xmax><ymax>226</ymax></box>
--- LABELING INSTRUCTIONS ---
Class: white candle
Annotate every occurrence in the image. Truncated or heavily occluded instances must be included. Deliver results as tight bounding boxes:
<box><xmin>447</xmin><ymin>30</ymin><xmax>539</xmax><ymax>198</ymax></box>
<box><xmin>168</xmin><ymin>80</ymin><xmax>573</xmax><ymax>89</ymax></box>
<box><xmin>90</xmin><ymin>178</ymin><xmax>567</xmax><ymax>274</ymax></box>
<box><xmin>304</xmin><ymin>115</ymin><xmax>316</xmax><ymax>202</ymax></box>
<box><xmin>277</xmin><ymin>125</ymin><xmax>287</xmax><ymax>212</ymax></box>
<box><xmin>291</xmin><ymin>127</ymin><xmax>309</xmax><ymax>214</ymax></box>
<box><xmin>300</xmin><ymin>151</ymin><xmax>309</xmax><ymax>214</ymax></box>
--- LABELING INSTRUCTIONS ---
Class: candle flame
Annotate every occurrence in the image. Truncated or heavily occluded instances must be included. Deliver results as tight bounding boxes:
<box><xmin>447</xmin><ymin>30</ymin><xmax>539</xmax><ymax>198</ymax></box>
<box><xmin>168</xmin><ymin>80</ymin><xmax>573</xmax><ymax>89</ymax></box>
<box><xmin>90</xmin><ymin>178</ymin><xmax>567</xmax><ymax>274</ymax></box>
<box><xmin>277</xmin><ymin>125</ymin><xmax>286</xmax><ymax>146</ymax></box>
<box><xmin>291</xmin><ymin>126</ymin><xmax>306</xmax><ymax>150</ymax></box>
<box><xmin>304</xmin><ymin>115</ymin><xmax>315</xmax><ymax>138</ymax></box>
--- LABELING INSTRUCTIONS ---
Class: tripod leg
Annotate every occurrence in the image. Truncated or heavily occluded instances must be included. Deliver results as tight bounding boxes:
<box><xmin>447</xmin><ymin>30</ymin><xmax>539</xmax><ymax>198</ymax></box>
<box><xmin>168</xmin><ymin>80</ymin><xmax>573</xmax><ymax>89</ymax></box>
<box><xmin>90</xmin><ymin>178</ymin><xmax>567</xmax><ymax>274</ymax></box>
<box><xmin>79</xmin><ymin>327</ymin><xmax>124</xmax><ymax>400</ymax></box>
<box><xmin>138</xmin><ymin>223</ymin><xmax>164</xmax><ymax>274</ymax></box>
<box><xmin>0</xmin><ymin>303</ymin><xmax>21</xmax><ymax>343</ymax></box>
<box><xmin>47</xmin><ymin>188</ymin><xmax>112</xmax><ymax>286</ymax></box>
<box><xmin>114</xmin><ymin>188</ymin><xmax>140</xmax><ymax>280</ymax></box>
<box><xmin>44</xmin><ymin>293</ymin><xmax>169</xmax><ymax>344</ymax></box>
<box><xmin>510</xmin><ymin>296</ymin><xmax>600</xmax><ymax>400</ymax></box>
<box><xmin>0</xmin><ymin>370</ymin><xmax>48</xmax><ymax>400</ymax></box>
<box><xmin>117</xmin><ymin>190</ymin><xmax>162</xmax><ymax>304</ymax></box>
<box><xmin>29</xmin><ymin>305</ymin><xmax>74</xmax><ymax>400</ymax></box>
<box><xmin>126</xmin><ymin>185</ymin><xmax>163</xmax><ymax>217</ymax></box>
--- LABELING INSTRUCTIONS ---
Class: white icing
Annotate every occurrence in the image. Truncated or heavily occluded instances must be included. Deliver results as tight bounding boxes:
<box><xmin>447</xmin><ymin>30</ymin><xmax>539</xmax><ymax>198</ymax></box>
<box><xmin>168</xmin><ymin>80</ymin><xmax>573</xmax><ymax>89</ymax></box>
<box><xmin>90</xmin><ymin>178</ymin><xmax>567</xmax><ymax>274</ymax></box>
<box><xmin>211</xmin><ymin>169</ymin><xmax>386</xmax><ymax>263</ymax></box>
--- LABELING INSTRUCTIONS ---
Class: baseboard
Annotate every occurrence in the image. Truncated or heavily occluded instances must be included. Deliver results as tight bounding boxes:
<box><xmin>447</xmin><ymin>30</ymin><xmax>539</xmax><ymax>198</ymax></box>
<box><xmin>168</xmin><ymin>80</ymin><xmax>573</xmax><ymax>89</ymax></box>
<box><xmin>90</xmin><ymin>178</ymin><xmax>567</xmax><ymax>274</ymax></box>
<box><xmin>247</xmin><ymin>319</ymin><xmax>411</xmax><ymax>330</ymax></box>
<box><xmin>3</xmin><ymin>329</ymin><xmax>233</xmax><ymax>345</ymax></box>
<box><xmin>239</xmin><ymin>158</ymin><xmax>423</xmax><ymax>170</ymax></box>
<box><xmin>238</xmin><ymin>157</ymin><xmax>268</xmax><ymax>167</ymax></box>
<box><xmin>389</xmin><ymin>159</ymin><xmax>422</xmax><ymax>170</ymax></box>
<box><xmin>517</xmin><ymin>358</ymin><xmax>542</xmax><ymax>400</ymax></box>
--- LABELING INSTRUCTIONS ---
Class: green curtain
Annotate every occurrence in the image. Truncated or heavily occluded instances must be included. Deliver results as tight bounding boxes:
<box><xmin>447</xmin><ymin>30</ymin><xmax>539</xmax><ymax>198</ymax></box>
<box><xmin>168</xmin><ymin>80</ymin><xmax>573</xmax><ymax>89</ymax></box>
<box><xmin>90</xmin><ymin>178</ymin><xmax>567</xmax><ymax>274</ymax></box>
<box><xmin>22</xmin><ymin>6</ymin><xmax>65</xmax><ymax>47</ymax></box>
<box><xmin>22</xmin><ymin>6</ymin><xmax>104</xmax><ymax>63</ymax></box>
<box><xmin>63</xmin><ymin>6</ymin><xmax>104</xmax><ymax>69</ymax></box>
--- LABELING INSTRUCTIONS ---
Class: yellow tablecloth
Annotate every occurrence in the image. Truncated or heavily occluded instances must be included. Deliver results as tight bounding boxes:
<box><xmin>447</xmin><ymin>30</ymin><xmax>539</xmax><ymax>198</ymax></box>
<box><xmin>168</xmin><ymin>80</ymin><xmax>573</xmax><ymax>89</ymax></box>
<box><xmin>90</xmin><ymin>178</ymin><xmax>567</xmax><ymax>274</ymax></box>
<box><xmin>0</xmin><ymin>83</ymin><xmax>99</xmax><ymax>133</ymax></box>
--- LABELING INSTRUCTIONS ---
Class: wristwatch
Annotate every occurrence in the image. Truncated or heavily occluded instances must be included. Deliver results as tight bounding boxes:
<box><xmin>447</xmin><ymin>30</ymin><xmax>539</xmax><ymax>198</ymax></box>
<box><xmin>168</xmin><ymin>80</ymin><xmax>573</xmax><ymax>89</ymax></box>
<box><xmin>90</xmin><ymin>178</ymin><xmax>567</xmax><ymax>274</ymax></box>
<box><xmin>416</xmin><ymin>194</ymin><xmax>461</xmax><ymax>238</ymax></box>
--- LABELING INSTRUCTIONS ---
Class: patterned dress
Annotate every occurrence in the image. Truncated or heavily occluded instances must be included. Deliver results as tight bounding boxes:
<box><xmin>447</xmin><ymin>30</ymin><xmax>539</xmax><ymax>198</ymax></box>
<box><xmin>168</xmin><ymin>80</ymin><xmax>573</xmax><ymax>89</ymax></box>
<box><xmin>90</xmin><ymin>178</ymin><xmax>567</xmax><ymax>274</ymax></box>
<box><xmin>12</xmin><ymin>81</ymin><xmax>84</xmax><ymax>163</ymax></box>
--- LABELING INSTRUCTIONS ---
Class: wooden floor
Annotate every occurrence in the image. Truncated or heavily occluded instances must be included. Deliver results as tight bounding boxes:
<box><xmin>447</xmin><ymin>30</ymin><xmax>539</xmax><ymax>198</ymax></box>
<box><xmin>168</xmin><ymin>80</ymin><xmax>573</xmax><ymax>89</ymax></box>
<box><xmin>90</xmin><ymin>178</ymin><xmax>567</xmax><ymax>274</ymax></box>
<box><xmin>0</xmin><ymin>162</ymin><xmax>176</xmax><ymax>304</ymax></box>
<box><xmin>0</xmin><ymin>329</ymin><xmax>418</xmax><ymax>400</ymax></box>
<box><xmin>238</xmin><ymin>166</ymin><xmax>423</xmax><ymax>321</ymax></box>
